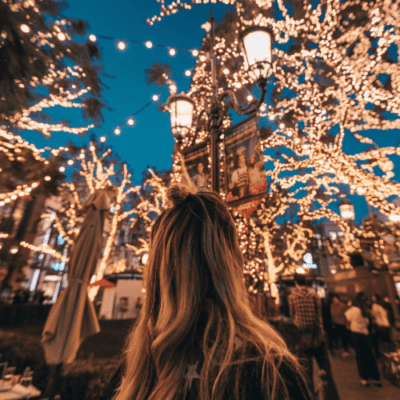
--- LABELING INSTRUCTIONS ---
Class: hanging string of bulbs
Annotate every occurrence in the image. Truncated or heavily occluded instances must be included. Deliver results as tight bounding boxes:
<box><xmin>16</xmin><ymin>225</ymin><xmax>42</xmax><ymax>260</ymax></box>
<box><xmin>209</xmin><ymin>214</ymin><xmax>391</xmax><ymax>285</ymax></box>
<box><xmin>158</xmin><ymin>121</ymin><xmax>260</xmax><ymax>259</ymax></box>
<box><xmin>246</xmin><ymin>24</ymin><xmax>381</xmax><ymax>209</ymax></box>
<box><xmin>81</xmin><ymin>32</ymin><xmax>203</xmax><ymax>142</ymax></box>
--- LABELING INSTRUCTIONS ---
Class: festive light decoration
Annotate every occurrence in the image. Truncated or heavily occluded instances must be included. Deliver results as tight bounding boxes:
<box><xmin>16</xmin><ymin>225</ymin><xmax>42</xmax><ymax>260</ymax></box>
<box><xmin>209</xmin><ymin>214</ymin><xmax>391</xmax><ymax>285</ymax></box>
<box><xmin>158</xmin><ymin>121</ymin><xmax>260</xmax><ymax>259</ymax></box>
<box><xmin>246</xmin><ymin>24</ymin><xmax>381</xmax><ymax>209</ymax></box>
<box><xmin>126</xmin><ymin>168</ymin><xmax>171</xmax><ymax>256</ymax></box>
<box><xmin>146</xmin><ymin>0</ymin><xmax>400</xmax><ymax>292</ymax></box>
<box><xmin>20</xmin><ymin>241</ymin><xmax>69</xmax><ymax>263</ymax></box>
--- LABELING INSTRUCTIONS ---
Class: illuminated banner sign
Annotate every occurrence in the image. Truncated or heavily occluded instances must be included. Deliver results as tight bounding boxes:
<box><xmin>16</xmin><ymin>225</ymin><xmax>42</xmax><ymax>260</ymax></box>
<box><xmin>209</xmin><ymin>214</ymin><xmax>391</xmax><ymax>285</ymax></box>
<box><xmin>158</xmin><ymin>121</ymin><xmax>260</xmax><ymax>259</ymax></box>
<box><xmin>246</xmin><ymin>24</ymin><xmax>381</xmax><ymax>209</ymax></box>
<box><xmin>182</xmin><ymin>141</ymin><xmax>211</xmax><ymax>192</ymax></box>
<box><xmin>224</xmin><ymin>114</ymin><xmax>267</xmax><ymax>218</ymax></box>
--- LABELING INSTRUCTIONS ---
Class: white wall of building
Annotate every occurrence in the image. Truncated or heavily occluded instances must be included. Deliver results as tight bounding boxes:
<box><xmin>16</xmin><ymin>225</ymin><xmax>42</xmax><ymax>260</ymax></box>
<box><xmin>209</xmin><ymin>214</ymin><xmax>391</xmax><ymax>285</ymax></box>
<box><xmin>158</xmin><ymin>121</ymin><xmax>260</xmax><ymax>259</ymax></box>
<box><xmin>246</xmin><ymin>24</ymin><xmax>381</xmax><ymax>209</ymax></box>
<box><xmin>99</xmin><ymin>279</ymin><xmax>144</xmax><ymax>319</ymax></box>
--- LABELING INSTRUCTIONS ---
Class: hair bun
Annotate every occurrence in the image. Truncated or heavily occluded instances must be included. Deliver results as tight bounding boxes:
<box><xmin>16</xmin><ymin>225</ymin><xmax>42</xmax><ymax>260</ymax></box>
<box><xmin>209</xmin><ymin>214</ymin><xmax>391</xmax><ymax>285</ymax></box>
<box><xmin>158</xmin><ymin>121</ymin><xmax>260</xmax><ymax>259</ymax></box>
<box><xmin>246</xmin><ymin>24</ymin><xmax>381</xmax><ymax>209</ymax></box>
<box><xmin>167</xmin><ymin>184</ymin><xmax>191</xmax><ymax>207</ymax></box>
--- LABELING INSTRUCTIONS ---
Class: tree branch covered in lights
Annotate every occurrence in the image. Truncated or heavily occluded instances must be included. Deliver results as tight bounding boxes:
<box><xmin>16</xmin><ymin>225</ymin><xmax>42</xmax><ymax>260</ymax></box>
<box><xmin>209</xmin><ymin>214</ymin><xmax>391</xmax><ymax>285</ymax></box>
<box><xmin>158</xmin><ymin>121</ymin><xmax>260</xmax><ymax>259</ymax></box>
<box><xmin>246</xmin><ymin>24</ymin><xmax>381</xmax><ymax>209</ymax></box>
<box><xmin>0</xmin><ymin>0</ymin><xmax>107</xmax><ymax>131</ymax></box>
<box><xmin>147</xmin><ymin>0</ymin><xmax>400</xmax><ymax>291</ymax></box>
<box><xmin>19</xmin><ymin>142</ymin><xmax>141</xmax><ymax>296</ymax></box>
<box><xmin>127</xmin><ymin>167</ymin><xmax>171</xmax><ymax>256</ymax></box>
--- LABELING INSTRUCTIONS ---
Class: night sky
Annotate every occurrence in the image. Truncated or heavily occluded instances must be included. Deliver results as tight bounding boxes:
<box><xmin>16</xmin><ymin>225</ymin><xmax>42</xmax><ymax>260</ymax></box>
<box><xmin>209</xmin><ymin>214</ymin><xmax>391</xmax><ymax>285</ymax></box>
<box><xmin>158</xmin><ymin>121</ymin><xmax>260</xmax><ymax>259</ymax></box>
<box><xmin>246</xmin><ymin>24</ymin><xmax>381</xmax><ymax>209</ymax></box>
<box><xmin>23</xmin><ymin>0</ymin><xmax>230</xmax><ymax>180</ymax></box>
<box><xmin>21</xmin><ymin>1</ymin><xmax>400</xmax><ymax>222</ymax></box>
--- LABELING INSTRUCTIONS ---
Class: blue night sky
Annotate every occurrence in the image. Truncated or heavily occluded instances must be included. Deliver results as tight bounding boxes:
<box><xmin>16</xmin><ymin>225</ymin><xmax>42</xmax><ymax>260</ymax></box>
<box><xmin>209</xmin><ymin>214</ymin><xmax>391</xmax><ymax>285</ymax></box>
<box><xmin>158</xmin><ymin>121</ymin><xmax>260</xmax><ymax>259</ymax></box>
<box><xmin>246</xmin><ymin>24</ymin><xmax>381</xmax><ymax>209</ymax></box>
<box><xmin>22</xmin><ymin>0</ymin><xmax>400</xmax><ymax>223</ymax></box>
<box><xmin>24</xmin><ymin>0</ymin><xmax>231</xmax><ymax>180</ymax></box>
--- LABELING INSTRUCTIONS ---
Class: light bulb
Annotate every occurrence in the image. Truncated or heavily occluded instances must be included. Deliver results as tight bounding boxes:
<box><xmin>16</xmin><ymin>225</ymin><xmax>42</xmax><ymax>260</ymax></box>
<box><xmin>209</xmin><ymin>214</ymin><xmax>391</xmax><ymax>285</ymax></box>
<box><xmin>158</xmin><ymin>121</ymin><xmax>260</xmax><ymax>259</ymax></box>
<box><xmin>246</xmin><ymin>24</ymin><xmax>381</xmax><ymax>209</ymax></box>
<box><xmin>152</xmin><ymin>94</ymin><xmax>159</xmax><ymax>101</ymax></box>
<box><xmin>185</xmin><ymin>70</ymin><xmax>191</xmax><ymax>77</ymax></box>
<box><xmin>169</xmin><ymin>48</ymin><xmax>176</xmax><ymax>56</ymax></box>
<box><xmin>117</xmin><ymin>41</ymin><xmax>126</xmax><ymax>50</ymax></box>
<box><xmin>223</xmin><ymin>68</ymin><xmax>229</xmax><ymax>74</ymax></box>
<box><xmin>59</xmin><ymin>166</ymin><xmax>65</xmax><ymax>172</ymax></box>
<box><xmin>100</xmin><ymin>136</ymin><xmax>106</xmax><ymax>142</ymax></box>
<box><xmin>114</xmin><ymin>128</ymin><xmax>121</xmax><ymax>135</ymax></box>
<box><xmin>21</xmin><ymin>24</ymin><xmax>30</xmax><ymax>33</ymax></box>
<box><xmin>128</xmin><ymin>119</ymin><xmax>134</xmax><ymax>126</ymax></box>
<box><xmin>44</xmin><ymin>176</ymin><xmax>51</xmax><ymax>181</ymax></box>
<box><xmin>145</xmin><ymin>41</ymin><xmax>153</xmax><ymax>49</ymax></box>
<box><xmin>89</xmin><ymin>34</ymin><xmax>97</xmax><ymax>42</ymax></box>
<box><xmin>192</xmin><ymin>50</ymin><xmax>199</xmax><ymax>56</ymax></box>
<box><xmin>247</xmin><ymin>95</ymin><xmax>253</xmax><ymax>101</ymax></box>
<box><xmin>58</xmin><ymin>33</ymin><xmax>66</xmax><ymax>41</ymax></box>
<box><xmin>200</xmin><ymin>55</ymin><xmax>206</xmax><ymax>62</ymax></box>
<box><xmin>67</xmin><ymin>160</ymin><xmax>73</xmax><ymax>165</ymax></box>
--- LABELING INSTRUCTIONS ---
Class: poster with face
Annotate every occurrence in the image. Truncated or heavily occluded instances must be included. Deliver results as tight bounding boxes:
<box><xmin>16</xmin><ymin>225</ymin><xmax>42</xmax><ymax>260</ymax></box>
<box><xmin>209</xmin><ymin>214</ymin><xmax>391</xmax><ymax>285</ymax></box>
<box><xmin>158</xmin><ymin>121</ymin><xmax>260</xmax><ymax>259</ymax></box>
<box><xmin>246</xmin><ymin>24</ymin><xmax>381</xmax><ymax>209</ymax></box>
<box><xmin>224</xmin><ymin>115</ymin><xmax>267</xmax><ymax>217</ymax></box>
<box><xmin>182</xmin><ymin>141</ymin><xmax>210</xmax><ymax>192</ymax></box>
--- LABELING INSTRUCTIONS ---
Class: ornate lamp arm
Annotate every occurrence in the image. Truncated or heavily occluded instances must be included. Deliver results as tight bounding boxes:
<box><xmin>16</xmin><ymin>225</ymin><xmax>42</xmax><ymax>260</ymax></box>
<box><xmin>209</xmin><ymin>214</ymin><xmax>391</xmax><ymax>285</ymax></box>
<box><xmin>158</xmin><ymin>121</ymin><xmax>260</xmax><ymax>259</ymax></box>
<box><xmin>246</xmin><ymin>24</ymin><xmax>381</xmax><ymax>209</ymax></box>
<box><xmin>221</xmin><ymin>79</ymin><xmax>267</xmax><ymax>116</ymax></box>
<box><xmin>187</xmin><ymin>108</ymin><xmax>209</xmax><ymax>147</ymax></box>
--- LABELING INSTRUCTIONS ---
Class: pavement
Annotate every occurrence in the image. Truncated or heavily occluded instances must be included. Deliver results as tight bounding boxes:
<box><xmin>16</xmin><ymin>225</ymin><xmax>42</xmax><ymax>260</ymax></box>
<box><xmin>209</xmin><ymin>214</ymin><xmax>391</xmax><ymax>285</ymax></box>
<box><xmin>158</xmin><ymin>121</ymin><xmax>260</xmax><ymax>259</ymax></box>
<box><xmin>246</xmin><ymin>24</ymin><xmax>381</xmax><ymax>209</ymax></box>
<box><xmin>314</xmin><ymin>349</ymin><xmax>400</xmax><ymax>400</ymax></box>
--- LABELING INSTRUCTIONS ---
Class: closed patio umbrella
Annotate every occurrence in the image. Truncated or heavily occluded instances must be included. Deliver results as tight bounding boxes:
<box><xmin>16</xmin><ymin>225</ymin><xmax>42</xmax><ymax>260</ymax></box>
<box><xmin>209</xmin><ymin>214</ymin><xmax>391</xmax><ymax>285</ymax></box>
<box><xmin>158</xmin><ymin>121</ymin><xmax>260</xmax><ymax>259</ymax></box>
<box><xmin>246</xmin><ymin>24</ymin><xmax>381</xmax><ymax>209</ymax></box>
<box><xmin>41</xmin><ymin>189</ymin><xmax>109</xmax><ymax>365</ymax></box>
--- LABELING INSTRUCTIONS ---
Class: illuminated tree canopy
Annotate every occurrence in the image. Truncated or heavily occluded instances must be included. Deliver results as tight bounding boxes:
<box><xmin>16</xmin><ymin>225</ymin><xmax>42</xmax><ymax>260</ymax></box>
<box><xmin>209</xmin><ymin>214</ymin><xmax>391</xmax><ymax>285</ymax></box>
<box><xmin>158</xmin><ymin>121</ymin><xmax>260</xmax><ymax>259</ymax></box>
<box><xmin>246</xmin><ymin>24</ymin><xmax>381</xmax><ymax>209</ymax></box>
<box><xmin>147</xmin><ymin>0</ymin><xmax>400</xmax><ymax>293</ymax></box>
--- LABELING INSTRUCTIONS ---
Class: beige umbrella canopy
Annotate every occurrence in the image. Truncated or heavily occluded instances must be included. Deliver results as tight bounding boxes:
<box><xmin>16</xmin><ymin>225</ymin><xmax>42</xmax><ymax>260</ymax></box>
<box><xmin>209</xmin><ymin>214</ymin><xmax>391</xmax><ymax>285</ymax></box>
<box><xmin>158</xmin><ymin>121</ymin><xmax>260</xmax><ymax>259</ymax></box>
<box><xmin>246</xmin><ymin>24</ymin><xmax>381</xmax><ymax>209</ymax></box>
<box><xmin>41</xmin><ymin>190</ymin><xmax>109</xmax><ymax>365</ymax></box>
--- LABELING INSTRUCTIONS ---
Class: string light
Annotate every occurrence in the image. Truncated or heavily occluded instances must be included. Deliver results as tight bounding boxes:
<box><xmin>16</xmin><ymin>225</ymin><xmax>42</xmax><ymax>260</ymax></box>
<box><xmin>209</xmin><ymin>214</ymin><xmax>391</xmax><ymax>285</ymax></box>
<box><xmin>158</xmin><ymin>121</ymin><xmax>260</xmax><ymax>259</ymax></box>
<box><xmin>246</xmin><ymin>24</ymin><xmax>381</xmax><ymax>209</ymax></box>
<box><xmin>145</xmin><ymin>41</ymin><xmax>153</xmax><ymax>49</ymax></box>
<box><xmin>169</xmin><ymin>48</ymin><xmax>176</xmax><ymax>56</ymax></box>
<box><xmin>89</xmin><ymin>34</ymin><xmax>97</xmax><ymax>42</ymax></box>
<box><xmin>20</xmin><ymin>24</ymin><xmax>30</xmax><ymax>33</ymax></box>
<box><xmin>100</xmin><ymin>136</ymin><xmax>106</xmax><ymax>142</ymax></box>
<box><xmin>152</xmin><ymin>94</ymin><xmax>159</xmax><ymax>101</ymax></box>
<box><xmin>114</xmin><ymin>128</ymin><xmax>121</xmax><ymax>135</ymax></box>
<box><xmin>117</xmin><ymin>41</ymin><xmax>126</xmax><ymax>50</ymax></box>
<box><xmin>57</xmin><ymin>33</ymin><xmax>66</xmax><ymax>41</ymax></box>
<box><xmin>127</xmin><ymin>118</ymin><xmax>134</xmax><ymax>126</ymax></box>
<box><xmin>185</xmin><ymin>70</ymin><xmax>192</xmax><ymax>76</ymax></box>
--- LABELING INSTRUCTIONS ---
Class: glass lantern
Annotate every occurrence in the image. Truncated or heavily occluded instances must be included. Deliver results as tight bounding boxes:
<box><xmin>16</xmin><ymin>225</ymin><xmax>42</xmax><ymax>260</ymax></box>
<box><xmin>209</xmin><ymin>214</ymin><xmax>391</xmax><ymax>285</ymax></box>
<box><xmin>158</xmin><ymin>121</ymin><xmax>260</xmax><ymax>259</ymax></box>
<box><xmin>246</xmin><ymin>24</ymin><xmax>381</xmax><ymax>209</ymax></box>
<box><xmin>240</xmin><ymin>27</ymin><xmax>273</xmax><ymax>83</ymax></box>
<box><xmin>339</xmin><ymin>199</ymin><xmax>355</xmax><ymax>221</ymax></box>
<box><xmin>168</xmin><ymin>93</ymin><xmax>195</xmax><ymax>141</ymax></box>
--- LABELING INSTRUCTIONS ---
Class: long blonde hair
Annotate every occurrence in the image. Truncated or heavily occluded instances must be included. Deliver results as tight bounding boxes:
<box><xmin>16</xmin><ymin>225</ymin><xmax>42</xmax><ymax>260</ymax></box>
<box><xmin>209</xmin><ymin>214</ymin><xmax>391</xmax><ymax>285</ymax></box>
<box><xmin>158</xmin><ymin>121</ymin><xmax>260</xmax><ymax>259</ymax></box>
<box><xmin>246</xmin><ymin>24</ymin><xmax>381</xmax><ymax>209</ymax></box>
<box><xmin>113</xmin><ymin>185</ymin><xmax>303</xmax><ymax>400</ymax></box>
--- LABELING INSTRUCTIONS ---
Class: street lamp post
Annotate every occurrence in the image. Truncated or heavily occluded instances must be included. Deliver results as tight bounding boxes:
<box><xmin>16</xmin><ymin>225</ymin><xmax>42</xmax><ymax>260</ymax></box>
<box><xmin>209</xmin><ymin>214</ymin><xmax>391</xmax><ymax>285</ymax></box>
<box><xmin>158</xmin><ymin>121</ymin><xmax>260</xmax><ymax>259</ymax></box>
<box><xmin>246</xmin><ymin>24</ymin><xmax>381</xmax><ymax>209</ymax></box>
<box><xmin>168</xmin><ymin>14</ymin><xmax>273</xmax><ymax>193</ymax></box>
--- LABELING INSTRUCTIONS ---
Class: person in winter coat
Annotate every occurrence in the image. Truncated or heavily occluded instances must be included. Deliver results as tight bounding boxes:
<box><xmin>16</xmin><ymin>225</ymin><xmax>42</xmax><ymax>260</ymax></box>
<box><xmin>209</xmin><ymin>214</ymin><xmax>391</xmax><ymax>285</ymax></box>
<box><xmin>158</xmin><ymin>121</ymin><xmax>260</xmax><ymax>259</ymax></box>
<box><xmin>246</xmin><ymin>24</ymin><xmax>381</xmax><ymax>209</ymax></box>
<box><xmin>345</xmin><ymin>293</ymin><xmax>381</xmax><ymax>387</ymax></box>
<box><xmin>371</xmin><ymin>293</ymin><xmax>392</xmax><ymax>357</ymax></box>
<box><xmin>330</xmin><ymin>295</ymin><xmax>349</xmax><ymax>357</ymax></box>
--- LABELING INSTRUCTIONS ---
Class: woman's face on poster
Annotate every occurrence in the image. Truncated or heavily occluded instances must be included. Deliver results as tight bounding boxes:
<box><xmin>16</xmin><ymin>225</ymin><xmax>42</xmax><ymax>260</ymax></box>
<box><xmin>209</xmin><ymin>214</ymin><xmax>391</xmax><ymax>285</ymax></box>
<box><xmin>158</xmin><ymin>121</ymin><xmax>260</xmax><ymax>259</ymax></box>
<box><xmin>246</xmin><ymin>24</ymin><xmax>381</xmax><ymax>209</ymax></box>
<box><xmin>238</xmin><ymin>154</ymin><xmax>246</xmax><ymax>168</ymax></box>
<box><xmin>248</xmin><ymin>153</ymin><xmax>257</xmax><ymax>166</ymax></box>
<box><xmin>197</xmin><ymin>162</ymin><xmax>204</xmax><ymax>174</ymax></box>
